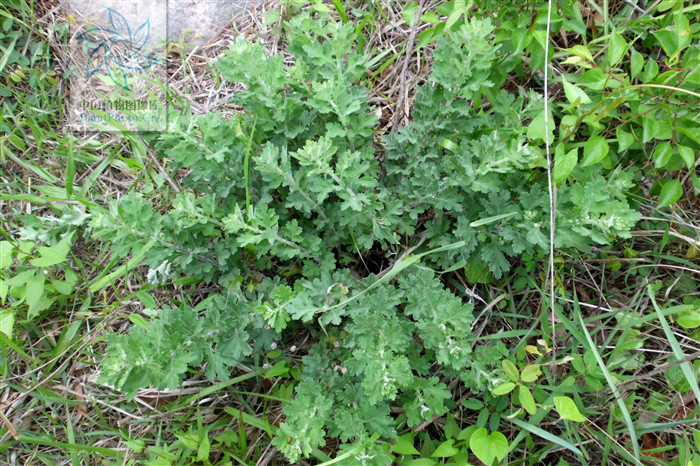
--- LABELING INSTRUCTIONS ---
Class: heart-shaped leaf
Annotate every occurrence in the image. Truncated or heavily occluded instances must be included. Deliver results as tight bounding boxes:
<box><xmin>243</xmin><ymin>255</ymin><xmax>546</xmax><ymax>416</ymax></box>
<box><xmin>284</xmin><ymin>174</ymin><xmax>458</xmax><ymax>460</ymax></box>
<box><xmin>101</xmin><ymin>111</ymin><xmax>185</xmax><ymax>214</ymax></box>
<box><xmin>469</xmin><ymin>428</ymin><xmax>508</xmax><ymax>465</ymax></box>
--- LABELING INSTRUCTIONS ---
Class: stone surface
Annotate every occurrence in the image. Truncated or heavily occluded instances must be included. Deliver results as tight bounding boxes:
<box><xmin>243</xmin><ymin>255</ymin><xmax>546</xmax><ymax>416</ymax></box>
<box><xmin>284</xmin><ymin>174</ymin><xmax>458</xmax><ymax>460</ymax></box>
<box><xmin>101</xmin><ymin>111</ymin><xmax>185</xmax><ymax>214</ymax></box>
<box><xmin>66</xmin><ymin>0</ymin><xmax>258</xmax><ymax>45</ymax></box>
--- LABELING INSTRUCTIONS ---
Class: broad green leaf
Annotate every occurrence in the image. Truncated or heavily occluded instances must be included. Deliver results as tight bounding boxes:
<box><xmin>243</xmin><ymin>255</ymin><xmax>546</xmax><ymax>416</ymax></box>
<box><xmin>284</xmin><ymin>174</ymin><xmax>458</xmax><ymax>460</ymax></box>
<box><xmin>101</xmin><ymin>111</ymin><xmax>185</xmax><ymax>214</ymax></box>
<box><xmin>30</xmin><ymin>234</ymin><xmax>73</xmax><ymax>268</ymax></box>
<box><xmin>469</xmin><ymin>428</ymin><xmax>508</xmax><ymax>465</ymax></box>
<box><xmin>552</xmin><ymin>145</ymin><xmax>578</xmax><ymax>183</ymax></box>
<box><xmin>630</xmin><ymin>49</ymin><xmax>643</xmax><ymax>79</ymax></box>
<box><xmin>675</xmin><ymin>13</ymin><xmax>691</xmax><ymax>51</ymax></box>
<box><xmin>519</xmin><ymin>385</ymin><xmax>536</xmax><ymax>415</ymax></box>
<box><xmin>578</xmin><ymin>68</ymin><xmax>608</xmax><ymax>90</ymax></box>
<box><xmin>265</xmin><ymin>361</ymin><xmax>290</xmax><ymax>378</ymax></box>
<box><xmin>401</xmin><ymin>459</ymin><xmax>437</xmax><ymax>466</ymax></box>
<box><xmin>643</xmin><ymin>59</ymin><xmax>659</xmax><ymax>83</ymax></box>
<box><xmin>431</xmin><ymin>439</ymin><xmax>459</xmax><ymax>458</ymax></box>
<box><xmin>129</xmin><ymin>314</ymin><xmax>149</xmax><ymax>329</ymax></box>
<box><xmin>402</xmin><ymin>2</ymin><xmax>419</xmax><ymax>27</ymax></box>
<box><xmin>0</xmin><ymin>241</ymin><xmax>13</xmax><ymax>269</ymax></box>
<box><xmin>653</xmin><ymin>29</ymin><xmax>679</xmax><ymax>58</ymax></box>
<box><xmin>391</xmin><ymin>433</ymin><xmax>420</xmax><ymax>455</ymax></box>
<box><xmin>581</xmin><ymin>135</ymin><xmax>609</xmax><ymax>167</ymax></box>
<box><xmin>617</xmin><ymin>127</ymin><xmax>634</xmax><ymax>152</ymax></box>
<box><xmin>51</xmin><ymin>280</ymin><xmax>73</xmax><ymax>295</ymax></box>
<box><xmin>502</xmin><ymin>359</ymin><xmax>519</xmax><ymax>382</ymax></box>
<box><xmin>512</xmin><ymin>29</ymin><xmax>532</xmax><ymax>53</ymax></box>
<box><xmin>653</xmin><ymin>142</ymin><xmax>673</xmax><ymax>169</ymax></box>
<box><xmin>567</xmin><ymin>45</ymin><xmax>593</xmax><ymax>63</ymax></box>
<box><xmin>520</xmin><ymin>364</ymin><xmax>542</xmax><ymax>383</ymax></box>
<box><xmin>642</xmin><ymin>116</ymin><xmax>659</xmax><ymax>143</ymax></box>
<box><xmin>562</xmin><ymin>77</ymin><xmax>591</xmax><ymax>104</ymax></box>
<box><xmin>0</xmin><ymin>309</ymin><xmax>14</xmax><ymax>337</ymax></box>
<box><xmin>444</xmin><ymin>416</ymin><xmax>460</xmax><ymax>440</ymax></box>
<box><xmin>678</xmin><ymin>145</ymin><xmax>696</xmax><ymax>170</ymax></box>
<box><xmin>608</xmin><ymin>31</ymin><xmax>627</xmax><ymax>67</ymax></box>
<box><xmin>30</xmin><ymin>246</ymin><xmax>67</xmax><ymax>267</ymax></box>
<box><xmin>658</xmin><ymin>179</ymin><xmax>683</xmax><ymax>208</ymax></box>
<box><xmin>492</xmin><ymin>382</ymin><xmax>516</xmax><ymax>396</ymax></box>
<box><xmin>554</xmin><ymin>396</ymin><xmax>586</xmax><ymax>422</ymax></box>
<box><xmin>527</xmin><ymin>109</ymin><xmax>555</xmax><ymax>145</ymax></box>
<box><xmin>678</xmin><ymin>308</ymin><xmax>700</xmax><ymax>329</ymax></box>
<box><xmin>25</xmin><ymin>271</ymin><xmax>45</xmax><ymax>311</ymax></box>
<box><xmin>196</xmin><ymin>434</ymin><xmax>210</xmax><ymax>462</ymax></box>
<box><xmin>445</xmin><ymin>0</ymin><xmax>465</xmax><ymax>30</ymax></box>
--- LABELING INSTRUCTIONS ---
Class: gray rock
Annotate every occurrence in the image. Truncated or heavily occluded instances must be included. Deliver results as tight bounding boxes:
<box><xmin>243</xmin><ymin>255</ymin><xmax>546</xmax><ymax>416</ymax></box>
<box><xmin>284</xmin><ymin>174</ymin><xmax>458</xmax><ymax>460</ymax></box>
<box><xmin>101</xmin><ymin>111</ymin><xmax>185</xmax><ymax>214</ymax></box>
<box><xmin>66</xmin><ymin>0</ymin><xmax>258</xmax><ymax>46</ymax></box>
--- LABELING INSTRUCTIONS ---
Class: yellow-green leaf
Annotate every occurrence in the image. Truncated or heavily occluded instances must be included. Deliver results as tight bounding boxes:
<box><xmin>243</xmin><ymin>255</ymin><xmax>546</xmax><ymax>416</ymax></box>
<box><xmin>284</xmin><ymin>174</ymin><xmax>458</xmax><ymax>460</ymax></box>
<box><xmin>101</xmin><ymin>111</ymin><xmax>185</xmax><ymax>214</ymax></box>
<box><xmin>554</xmin><ymin>395</ymin><xmax>586</xmax><ymax>422</ymax></box>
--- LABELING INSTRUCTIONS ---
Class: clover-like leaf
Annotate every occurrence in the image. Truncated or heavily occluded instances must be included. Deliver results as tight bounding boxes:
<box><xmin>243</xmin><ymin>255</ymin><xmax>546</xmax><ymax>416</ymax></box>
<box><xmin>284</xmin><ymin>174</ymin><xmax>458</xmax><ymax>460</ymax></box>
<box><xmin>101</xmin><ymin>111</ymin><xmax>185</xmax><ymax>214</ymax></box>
<box><xmin>132</xmin><ymin>18</ymin><xmax>150</xmax><ymax>52</ymax></box>
<box><xmin>86</xmin><ymin>40</ymin><xmax>110</xmax><ymax>78</ymax></box>
<box><xmin>107</xmin><ymin>63</ymin><xmax>130</xmax><ymax>90</ymax></box>
<box><xmin>108</xmin><ymin>8</ymin><xmax>131</xmax><ymax>38</ymax></box>
<box><xmin>469</xmin><ymin>428</ymin><xmax>508</xmax><ymax>465</ymax></box>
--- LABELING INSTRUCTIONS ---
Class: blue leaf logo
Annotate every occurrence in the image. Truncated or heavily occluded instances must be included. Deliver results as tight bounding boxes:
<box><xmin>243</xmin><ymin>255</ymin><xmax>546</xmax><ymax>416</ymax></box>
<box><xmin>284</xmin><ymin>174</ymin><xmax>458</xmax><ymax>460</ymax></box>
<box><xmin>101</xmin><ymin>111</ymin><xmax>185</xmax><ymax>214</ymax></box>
<box><xmin>78</xmin><ymin>8</ymin><xmax>158</xmax><ymax>90</ymax></box>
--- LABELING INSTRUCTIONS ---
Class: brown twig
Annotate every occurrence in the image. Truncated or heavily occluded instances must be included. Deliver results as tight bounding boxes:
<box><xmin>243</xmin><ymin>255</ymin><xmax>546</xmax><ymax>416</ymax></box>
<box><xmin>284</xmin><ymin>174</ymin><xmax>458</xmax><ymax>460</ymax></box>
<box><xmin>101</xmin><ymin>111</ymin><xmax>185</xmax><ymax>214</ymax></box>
<box><xmin>391</xmin><ymin>0</ymin><xmax>426</xmax><ymax>132</ymax></box>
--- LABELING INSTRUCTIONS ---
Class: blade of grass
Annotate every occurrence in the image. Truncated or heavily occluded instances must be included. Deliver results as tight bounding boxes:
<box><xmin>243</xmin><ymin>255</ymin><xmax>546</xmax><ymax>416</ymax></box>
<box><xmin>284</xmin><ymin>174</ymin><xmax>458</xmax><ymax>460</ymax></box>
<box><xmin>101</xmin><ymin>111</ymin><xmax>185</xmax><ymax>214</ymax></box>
<box><xmin>65</xmin><ymin>142</ymin><xmax>74</xmax><ymax>199</ymax></box>
<box><xmin>0</xmin><ymin>34</ymin><xmax>18</xmax><ymax>74</ymax></box>
<box><xmin>508</xmin><ymin>415</ymin><xmax>584</xmax><ymax>456</ymax></box>
<box><xmin>576</xmin><ymin>300</ymin><xmax>641</xmax><ymax>463</ymax></box>
<box><xmin>646</xmin><ymin>284</ymin><xmax>700</xmax><ymax>408</ymax></box>
<box><xmin>13</xmin><ymin>434</ymin><xmax>123</xmax><ymax>457</ymax></box>
<box><xmin>88</xmin><ymin>239</ymin><xmax>155</xmax><ymax>293</ymax></box>
<box><xmin>332</xmin><ymin>0</ymin><xmax>348</xmax><ymax>22</ymax></box>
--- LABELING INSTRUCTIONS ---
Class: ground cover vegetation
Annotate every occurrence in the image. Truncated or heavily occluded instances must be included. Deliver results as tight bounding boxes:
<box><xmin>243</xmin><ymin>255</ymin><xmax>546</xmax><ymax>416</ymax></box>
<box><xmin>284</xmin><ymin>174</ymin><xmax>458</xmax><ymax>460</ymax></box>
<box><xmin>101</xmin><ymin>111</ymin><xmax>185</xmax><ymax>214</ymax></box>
<box><xmin>1</xmin><ymin>0</ymin><xmax>700</xmax><ymax>465</ymax></box>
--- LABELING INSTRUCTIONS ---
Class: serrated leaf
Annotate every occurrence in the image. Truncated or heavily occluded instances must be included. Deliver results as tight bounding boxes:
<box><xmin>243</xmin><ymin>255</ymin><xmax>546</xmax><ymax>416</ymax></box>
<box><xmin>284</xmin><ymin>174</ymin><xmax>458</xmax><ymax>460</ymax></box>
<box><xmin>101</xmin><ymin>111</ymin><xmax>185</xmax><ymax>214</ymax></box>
<box><xmin>554</xmin><ymin>396</ymin><xmax>586</xmax><ymax>422</ymax></box>
<box><xmin>581</xmin><ymin>135</ymin><xmax>609</xmax><ymax>167</ymax></box>
<box><xmin>469</xmin><ymin>428</ymin><xmax>508</xmax><ymax>465</ymax></box>
<box><xmin>658</xmin><ymin>179</ymin><xmax>683</xmax><ymax>208</ymax></box>
<box><xmin>562</xmin><ymin>77</ymin><xmax>591</xmax><ymax>104</ymax></box>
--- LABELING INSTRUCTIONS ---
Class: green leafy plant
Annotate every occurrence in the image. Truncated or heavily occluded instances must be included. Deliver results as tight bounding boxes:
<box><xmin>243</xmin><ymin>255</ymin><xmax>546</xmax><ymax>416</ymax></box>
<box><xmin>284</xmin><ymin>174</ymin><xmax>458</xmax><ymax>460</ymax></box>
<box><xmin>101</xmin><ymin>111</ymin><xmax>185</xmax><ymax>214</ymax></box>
<box><xmin>92</xmin><ymin>9</ymin><xmax>645</xmax><ymax>464</ymax></box>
